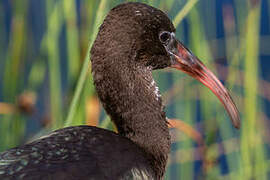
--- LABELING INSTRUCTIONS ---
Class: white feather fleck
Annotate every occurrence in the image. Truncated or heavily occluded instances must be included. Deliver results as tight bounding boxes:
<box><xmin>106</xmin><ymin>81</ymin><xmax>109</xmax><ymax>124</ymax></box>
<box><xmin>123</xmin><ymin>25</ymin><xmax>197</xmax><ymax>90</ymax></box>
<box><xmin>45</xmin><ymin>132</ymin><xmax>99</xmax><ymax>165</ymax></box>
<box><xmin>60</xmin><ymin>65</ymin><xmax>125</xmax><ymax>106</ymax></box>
<box><xmin>150</xmin><ymin>80</ymin><xmax>161</xmax><ymax>101</ymax></box>
<box><xmin>135</xmin><ymin>10</ymin><xmax>142</xmax><ymax>16</ymax></box>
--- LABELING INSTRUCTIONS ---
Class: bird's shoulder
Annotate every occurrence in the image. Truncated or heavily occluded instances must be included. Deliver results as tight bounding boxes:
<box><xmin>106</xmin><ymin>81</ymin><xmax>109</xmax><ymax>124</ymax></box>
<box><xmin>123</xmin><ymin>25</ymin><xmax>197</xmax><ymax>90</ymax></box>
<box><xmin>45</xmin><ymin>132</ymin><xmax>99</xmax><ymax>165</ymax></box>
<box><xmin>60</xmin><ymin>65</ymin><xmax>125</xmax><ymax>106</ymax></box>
<box><xmin>0</xmin><ymin>126</ymin><xmax>154</xmax><ymax>180</ymax></box>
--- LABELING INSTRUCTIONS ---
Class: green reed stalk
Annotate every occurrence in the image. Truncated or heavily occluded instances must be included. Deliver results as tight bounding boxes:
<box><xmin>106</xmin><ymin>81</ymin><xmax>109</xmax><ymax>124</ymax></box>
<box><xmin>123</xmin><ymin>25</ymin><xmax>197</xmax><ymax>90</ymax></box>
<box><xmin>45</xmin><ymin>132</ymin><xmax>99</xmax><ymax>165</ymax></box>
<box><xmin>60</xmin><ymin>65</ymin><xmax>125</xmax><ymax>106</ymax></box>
<box><xmin>63</xmin><ymin>1</ymin><xmax>80</xmax><ymax>84</ymax></box>
<box><xmin>45</xmin><ymin>1</ymin><xmax>64</xmax><ymax>128</ymax></box>
<box><xmin>173</xmin><ymin>0</ymin><xmax>199</xmax><ymax>28</ymax></box>
<box><xmin>64</xmin><ymin>0</ymin><xmax>108</xmax><ymax>127</ymax></box>
<box><xmin>1</xmin><ymin>0</ymin><xmax>28</xmax><ymax>150</ymax></box>
<box><xmin>241</xmin><ymin>1</ymin><xmax>267</xmax><ymax>180</ymax></box>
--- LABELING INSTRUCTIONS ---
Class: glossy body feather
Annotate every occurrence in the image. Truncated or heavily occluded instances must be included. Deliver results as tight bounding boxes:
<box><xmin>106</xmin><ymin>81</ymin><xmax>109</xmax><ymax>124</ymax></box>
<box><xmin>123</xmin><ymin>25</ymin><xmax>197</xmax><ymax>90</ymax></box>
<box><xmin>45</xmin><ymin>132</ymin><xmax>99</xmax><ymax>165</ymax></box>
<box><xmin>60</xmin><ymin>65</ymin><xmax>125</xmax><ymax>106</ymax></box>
<box><xmin>0</xmin><ymin>126</ymin><xmax>154</xmax><ymax>180</ymax></box>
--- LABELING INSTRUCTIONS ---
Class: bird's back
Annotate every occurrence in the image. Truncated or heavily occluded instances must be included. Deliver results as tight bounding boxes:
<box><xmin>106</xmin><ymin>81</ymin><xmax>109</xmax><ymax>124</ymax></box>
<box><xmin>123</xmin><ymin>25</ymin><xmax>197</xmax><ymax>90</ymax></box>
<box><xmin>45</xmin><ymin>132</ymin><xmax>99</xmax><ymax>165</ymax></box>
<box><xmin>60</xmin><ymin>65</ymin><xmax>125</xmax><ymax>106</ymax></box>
<box><xmin>0</xmin><ymin>126</ymin><xmax>155</xmax><ymax>180</ymax></box>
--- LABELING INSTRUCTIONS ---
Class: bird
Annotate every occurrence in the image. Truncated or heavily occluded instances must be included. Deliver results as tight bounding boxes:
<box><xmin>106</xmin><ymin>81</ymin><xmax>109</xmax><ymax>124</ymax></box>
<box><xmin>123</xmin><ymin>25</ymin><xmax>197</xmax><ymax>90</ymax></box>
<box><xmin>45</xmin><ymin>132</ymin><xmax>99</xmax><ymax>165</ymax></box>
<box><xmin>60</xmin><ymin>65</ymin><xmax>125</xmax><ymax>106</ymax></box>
<box><xmin>0</xmin><ymin>2</ymin><xmax>240</xmax><ymax>180</ymax></box>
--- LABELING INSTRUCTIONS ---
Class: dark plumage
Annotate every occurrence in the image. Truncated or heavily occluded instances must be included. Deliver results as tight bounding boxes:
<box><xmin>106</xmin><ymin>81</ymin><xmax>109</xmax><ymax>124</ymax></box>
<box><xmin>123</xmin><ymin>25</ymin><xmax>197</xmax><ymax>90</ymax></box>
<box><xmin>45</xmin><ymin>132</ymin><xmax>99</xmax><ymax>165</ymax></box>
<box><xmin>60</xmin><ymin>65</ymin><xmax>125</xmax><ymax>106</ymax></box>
<box><xmin>0</xmin><ymin>2</ymin><xmax>240</xmax><ymax>180</ymax></box>
<box><xmin>0</xmin><ymin>126</ymin><xmax>155</xmax><ymax>179</ymax></box>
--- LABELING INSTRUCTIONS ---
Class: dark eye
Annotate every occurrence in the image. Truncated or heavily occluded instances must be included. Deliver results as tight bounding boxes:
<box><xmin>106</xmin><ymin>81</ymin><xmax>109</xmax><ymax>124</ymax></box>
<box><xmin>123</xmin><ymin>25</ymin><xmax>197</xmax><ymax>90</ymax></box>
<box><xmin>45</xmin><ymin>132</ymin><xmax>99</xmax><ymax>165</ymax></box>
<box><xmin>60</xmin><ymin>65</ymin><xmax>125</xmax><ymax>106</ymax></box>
<box><xmin>159</xmin><ymin>31</ymin><xmax>171</xmax><ymax>44</ymax></box>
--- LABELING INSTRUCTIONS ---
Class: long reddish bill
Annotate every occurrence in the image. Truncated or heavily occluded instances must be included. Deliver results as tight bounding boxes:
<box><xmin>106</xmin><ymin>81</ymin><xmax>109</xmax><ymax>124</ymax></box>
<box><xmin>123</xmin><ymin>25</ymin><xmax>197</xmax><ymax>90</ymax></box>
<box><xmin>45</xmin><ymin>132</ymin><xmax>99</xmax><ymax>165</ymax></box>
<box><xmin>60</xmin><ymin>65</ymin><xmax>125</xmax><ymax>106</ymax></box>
<box><xmin>170</xmin><ymin>41</ymin><xmax>240</xmax><ymax>129</ymax></box>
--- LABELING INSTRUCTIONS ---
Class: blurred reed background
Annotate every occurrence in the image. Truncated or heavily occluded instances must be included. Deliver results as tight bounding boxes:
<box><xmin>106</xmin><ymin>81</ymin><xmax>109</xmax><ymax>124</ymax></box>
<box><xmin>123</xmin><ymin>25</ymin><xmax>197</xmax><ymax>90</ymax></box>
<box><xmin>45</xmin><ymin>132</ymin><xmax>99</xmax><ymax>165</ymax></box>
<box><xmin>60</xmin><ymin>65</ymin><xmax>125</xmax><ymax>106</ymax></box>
<box><xmin>0</xmin><ymin>0</ymin><xmax>269</xmax><ymax>179</ymax></box>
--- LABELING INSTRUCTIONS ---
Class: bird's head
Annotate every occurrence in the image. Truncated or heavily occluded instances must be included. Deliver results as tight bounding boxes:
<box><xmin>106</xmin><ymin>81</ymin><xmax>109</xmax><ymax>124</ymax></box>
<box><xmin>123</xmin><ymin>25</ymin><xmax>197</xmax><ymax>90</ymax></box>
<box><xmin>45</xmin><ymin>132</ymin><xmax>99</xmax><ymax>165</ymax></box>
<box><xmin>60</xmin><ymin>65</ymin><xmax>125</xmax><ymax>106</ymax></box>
<box><xmin>91</xmin><ymin>2</ymin><xmax>240</xmax><ymax>129</ymax></box>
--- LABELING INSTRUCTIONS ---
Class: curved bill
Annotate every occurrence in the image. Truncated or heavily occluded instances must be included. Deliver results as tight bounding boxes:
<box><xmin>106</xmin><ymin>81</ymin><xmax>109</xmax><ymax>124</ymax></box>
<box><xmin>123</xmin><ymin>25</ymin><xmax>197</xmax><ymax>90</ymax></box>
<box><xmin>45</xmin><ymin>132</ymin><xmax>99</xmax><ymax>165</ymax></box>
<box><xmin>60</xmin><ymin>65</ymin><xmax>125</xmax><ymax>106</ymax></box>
<box><xmin>165</xmin><ymin>33</ymin><xmax>240</xmax><ymax>129</ymax></box>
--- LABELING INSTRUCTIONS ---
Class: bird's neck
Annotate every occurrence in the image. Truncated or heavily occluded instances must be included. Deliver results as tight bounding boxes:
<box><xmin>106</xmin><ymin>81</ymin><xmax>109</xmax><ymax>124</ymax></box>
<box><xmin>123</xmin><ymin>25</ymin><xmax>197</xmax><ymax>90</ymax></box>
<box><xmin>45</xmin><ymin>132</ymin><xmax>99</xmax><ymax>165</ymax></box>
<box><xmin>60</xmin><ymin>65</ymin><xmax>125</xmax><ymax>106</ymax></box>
<box><xmin>92</xmin><ymin>61</ymin><xmax>170</xmax><ymax>177</ymax></box>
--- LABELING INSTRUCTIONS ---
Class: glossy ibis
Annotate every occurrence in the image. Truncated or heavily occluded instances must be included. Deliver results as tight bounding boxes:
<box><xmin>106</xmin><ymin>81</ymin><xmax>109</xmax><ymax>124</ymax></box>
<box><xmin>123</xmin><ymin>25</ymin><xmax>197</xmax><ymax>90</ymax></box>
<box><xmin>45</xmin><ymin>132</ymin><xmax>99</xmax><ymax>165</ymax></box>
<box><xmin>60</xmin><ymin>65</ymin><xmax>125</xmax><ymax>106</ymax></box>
<box><xmin>0</xmin><ymin>2</ymin><xmax>240</xmax><ymax>180</ymax></box>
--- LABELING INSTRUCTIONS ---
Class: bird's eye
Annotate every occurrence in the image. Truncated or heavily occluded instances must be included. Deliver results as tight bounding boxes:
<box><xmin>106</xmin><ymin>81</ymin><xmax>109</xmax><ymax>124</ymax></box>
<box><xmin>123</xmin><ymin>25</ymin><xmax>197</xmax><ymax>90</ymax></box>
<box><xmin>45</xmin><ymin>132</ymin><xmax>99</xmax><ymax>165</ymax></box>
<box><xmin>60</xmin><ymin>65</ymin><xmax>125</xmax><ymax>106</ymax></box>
<box><xmin>159</xmin><ymin>31</ymin><xmax>171</xmax><ymax>44</ymax></box>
